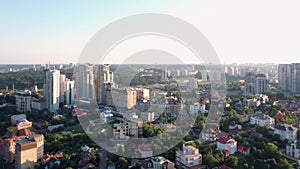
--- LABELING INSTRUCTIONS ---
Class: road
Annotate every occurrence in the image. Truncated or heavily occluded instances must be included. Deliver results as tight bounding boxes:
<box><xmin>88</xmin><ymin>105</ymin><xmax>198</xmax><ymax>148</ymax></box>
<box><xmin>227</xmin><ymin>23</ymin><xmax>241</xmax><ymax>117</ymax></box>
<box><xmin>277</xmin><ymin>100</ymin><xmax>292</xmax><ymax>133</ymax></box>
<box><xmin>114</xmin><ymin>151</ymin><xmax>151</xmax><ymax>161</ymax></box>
<box><xmin>100</xmin><ymin>149</ymin><xmax>108</xmax><ymax>169</ymax></box>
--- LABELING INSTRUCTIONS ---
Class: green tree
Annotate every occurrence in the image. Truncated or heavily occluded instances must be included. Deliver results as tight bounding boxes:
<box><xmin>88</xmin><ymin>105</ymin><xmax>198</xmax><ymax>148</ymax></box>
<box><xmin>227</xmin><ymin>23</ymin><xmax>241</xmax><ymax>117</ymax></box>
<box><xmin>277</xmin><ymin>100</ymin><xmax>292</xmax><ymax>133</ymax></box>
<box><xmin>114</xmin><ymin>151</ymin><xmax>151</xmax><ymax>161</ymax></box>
<box><xmin>204</xmin><ymin>152</ymin><xmax>219</xmax><ymax>168</ymax></box>
<box><xmin>226</xmin><ymin>155</ymin><xmax>239</xmax><ymax>168</ymax></box>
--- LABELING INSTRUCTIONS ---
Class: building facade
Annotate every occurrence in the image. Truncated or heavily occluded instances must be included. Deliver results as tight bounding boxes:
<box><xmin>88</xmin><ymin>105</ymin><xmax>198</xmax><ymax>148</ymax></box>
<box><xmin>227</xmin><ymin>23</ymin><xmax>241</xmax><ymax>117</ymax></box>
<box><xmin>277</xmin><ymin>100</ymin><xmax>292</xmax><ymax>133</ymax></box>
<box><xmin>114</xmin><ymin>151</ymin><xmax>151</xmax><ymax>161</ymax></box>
<box><xmin>216</xmin><ymin>137</ymin><xmax>237</xmax><ymax>155</ymax></box>
<box><xmin>44</xmin><ymin>69</ymin><xmax>60</xmax><ymax>112</ymax></box>
<box><xmin>286</xmin><ymin>140</ymin><xmax>300</xmax><ymax>158</ymax></box>
<box><xmin>274</xmin><ymin>124</ymin><xmax>297</xmax><ymax>141</ymax></box>
<box><xmin>250</xmin><ymin>114</ymin><xmax>275</xmax><ymax>127</ymax></box>
<box><xmin>16</xmin><ymin>91</ymin><xmax>32</xmax><ymax>112</ymax></box>
<box><xmin>278</xmin><ymin>63</ymin><xmax>300</xmax><ymax>94</ymax></box>
<box><xmin>175</xmin><ymin>145</ymin><xmax>202</xmax><ymax>169</ymax></box>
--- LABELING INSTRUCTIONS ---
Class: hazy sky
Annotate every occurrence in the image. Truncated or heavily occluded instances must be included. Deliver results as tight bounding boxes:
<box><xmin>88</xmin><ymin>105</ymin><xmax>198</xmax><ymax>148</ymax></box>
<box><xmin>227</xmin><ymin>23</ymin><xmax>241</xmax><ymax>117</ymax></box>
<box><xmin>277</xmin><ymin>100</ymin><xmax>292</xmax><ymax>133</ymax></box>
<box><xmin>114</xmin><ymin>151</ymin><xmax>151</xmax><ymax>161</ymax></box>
<box><xmin>1</xmin><ymin>0</ymin><xmax>300</xmax><ymax>64</ymax></box>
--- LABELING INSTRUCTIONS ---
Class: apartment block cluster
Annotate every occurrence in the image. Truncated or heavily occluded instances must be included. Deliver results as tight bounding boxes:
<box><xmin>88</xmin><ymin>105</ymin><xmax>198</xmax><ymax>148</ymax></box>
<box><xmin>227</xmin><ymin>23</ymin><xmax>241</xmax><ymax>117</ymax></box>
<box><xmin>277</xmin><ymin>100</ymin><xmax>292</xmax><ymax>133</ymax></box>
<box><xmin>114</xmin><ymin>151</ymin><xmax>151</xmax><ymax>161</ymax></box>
<box><xmin>278</xmin><ymin>63</ymin><xmax>300</xmax><ymax>94</ymax></box>
<box><xmin>44</xmin><ymin>69</ymin><xmax>75</xmax><ymax>112</ymax></box>
<box><xmin>244</xmin><ymin>72</ymin><xmax>269</xmax><ymax>95</ymax></box>
<box><xmin>13</xmin><ymin>68</ymin><xmax>75</xmax><ymax>113</ymax></box>
<box><xmin>0</xmin><ymin>114</ymin><xmax>44</xmax><ymax>169</ymax></box>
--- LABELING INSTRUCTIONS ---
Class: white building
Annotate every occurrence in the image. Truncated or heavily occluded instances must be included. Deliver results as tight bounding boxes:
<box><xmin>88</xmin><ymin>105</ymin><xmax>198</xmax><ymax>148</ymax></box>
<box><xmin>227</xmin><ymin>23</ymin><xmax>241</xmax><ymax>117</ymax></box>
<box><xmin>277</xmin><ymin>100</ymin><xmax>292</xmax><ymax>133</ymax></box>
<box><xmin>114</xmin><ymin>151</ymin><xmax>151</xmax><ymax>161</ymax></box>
<box><xmin>60</xmin><ymin>75</ymin><xmax>75</xmax><ymax>106</ymax></box>
<box><xmin>216</xmin><ymin>137</ymin><xmax>237</xmax><ymax>155</ymax></box>
<box><xmin>100</xmin><ymin>107</ymin><xmax>114</xmax><ymax>124</ymax></box>
<box><xmin>250</xmin><ymin>114</ymin><xmax>275</xmax><ymax>127</ymax></box>
<box><xmin>15</xmin><ymin>91</ymin><xmax>31</xmax><ymax>112</ymax></box>
<box><xmin>189</xmin><ymin>102</ymin><xmax>206</xmax><ymax>115</ymax></box>
<box><xmin>286</xmin><ymin>140</ymin><xmax>300</xmax><ymax>158</ymax></box>
<box><xmin>175</xmin><ymin>145</ymin><xmax>202</xmax><ymax>169</ymax></box>
<box><xmin>44</xmin><ymin>69</ymin><xmax>61</xmax><ymax>112</ymax></box>
<box><xmin>11</xmin><ymin>114</ymin><xmax>32</xmax><ymax>130</ymax></box>
<box><xmin>274</xmin><ymin>124</ymin><xmax>298</xmax><ymax>141</ymax></box>
<box><xmin>77</xmin><ymin>64</ymin><xmax>96</xmax><ymax>99</ymax></box>
<box><xmin>64</xmin><ymin>79</ymin><xmax>75</xmax><ymax>106</ymax></box>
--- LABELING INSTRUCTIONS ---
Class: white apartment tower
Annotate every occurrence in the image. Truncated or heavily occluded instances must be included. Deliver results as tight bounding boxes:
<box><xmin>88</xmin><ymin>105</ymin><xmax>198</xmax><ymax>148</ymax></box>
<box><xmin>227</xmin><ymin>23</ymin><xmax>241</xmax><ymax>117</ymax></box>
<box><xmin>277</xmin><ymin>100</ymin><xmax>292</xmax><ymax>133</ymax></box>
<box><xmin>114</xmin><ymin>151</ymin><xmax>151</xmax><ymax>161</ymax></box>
<box><xmin>44</xmin><ymin>69</ymin><xmax>60</xmax><ymax>112</ymax></box>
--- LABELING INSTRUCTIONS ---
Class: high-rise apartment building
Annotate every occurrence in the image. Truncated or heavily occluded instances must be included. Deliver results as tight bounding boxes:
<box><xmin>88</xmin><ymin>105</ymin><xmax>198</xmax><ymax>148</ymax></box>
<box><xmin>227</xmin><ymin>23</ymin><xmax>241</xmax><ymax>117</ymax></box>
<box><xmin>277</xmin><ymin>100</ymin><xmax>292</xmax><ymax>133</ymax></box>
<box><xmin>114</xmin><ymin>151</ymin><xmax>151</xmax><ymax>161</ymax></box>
<box><xmin>44</xmin><ymin>69</ymin><xmax>74</xmax><ymax>112</ymax></box>
<box><xmin>255</xmin><ymin>74</ymin><xmax>269</xmax><ymax>94</ymax></box>
<box><xmin>60</xmin><ymin>74</ymin><xmax>75</xmax><ymax>106</ymax></box>
<box><xmin>291</xmin><ymin>63</ymin><xmax>300</xmax><ymax>94</ymax></box>
<box><xmin>44</xmin><ymin>69</ymin><xmax>60</xmax><ymax>112</ymax></box>
<box><xmin>244</xmin><ymin>72</ymin><xmax>269</xmax><ymax>95</ymax></box>
<box><xmin>278</xmin><ymin>64</ymin><xmax>292</xmax><ymax>93</ymax></box>
<box><xmin>77</xmin><ymin>64</ymin><xmax>95</xmax><ymax>99</ymax></box>
<box><xmin>95</xmin><ymin>64</ymin><xmax>114</xmax><ymax>104</ymax></box>
<box><xmin>278</xmin><ymin>63</ymin><xmax>300</xmax><ymax>94</ymax></box>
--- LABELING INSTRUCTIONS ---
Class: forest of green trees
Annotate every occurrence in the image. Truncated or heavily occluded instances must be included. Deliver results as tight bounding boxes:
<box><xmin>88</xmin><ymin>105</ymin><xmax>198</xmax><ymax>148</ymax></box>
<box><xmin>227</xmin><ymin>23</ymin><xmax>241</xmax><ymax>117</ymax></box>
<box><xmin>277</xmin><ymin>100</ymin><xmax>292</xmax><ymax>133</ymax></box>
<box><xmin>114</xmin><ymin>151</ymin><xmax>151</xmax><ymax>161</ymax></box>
<box><xmin>0</xmin><ymin>71</ymin><xmax>44</xmax><ymax>90</ymax></box>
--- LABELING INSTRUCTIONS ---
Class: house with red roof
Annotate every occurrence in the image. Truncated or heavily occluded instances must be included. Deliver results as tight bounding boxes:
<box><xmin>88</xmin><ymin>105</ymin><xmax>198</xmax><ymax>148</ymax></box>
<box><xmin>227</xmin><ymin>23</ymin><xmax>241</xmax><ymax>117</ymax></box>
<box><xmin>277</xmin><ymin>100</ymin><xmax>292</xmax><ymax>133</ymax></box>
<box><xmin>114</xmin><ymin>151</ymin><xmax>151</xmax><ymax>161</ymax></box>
<box><xmin>216</xmin><ymin>137</ymin><xmax>237</xmax><ymax>155</ymax></box>
<box><xmin>238</xmin><ymin>145</ymin><xmax>250</xmax><ymax>155</ymax></box>
<box><xmin>250</xmin><ymin>131</ymin><xmax>262</xmax><ymax>138</ymax></box>
<box><xmin>220</xmin><ymin>164</ymin><xmax>232</xmax><ymax>169</ymax></box>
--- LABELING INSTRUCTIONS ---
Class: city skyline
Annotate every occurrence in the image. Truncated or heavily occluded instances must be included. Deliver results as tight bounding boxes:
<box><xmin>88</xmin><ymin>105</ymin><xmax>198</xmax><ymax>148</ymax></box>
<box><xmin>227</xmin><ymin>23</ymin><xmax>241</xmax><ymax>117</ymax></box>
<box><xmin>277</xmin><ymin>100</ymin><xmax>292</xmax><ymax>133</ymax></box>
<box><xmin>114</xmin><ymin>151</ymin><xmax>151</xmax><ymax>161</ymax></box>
<box><xmin>1</xmin><ymin>0</ymin><xmax>300</xmax><ymax>64</ymax></box>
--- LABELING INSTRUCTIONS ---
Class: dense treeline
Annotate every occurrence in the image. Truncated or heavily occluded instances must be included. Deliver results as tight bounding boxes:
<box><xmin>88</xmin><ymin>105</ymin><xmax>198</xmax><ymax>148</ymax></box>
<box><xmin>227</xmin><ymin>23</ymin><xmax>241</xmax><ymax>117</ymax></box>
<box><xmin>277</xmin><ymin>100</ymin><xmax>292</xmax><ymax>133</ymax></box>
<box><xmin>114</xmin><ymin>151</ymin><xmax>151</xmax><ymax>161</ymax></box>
<box><xmin>0</xmin><ymin>71</ymin><xmax>44</xmax><ymax>90</ymax></box>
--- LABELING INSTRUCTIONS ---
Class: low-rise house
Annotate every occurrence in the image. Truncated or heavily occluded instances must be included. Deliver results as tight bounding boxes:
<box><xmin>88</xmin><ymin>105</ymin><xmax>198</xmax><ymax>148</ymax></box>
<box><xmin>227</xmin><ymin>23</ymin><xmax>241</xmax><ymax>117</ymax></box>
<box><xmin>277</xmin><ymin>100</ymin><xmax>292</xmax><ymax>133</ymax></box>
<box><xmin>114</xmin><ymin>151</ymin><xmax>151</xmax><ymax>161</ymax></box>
<box><xmin>140</xmin><ymin>156</ymin><xmax>175</xmax><ymax>169</ymax></box>
<box><xmin>41</xmin><ymin>152</ymin><xmax>64</xmax><ymax>166</ymax></box>
<box><xmin>250</xmin><ymin>114</ymin><xmax>275</xmax><ymax>126</ymax></box>
<box><xmin>237</xmin><ymin>145</ymin><xmax>250</xmax><ymax>155</ymax></box>
<box><xmin>228</xmin><ymin>124</ymin><xmax>241</xmax><ymax>136</ymax></box>
<box><xmin>175</xmin><ymin>144</ymin><xmax>202</xmax><ymax>169</ymax></box>
<box><xmin>136</xmin><ymin>144</ymin><xmax>153</xmax><ymax>158</ymax></box>
<box><xmin>48</xmin><ymin>124</ymin><xmax>64</xmax><ymax>132</ymax></box>
<box><xmin>274</xmin><ymin>124</ymin><xmax>298</xmax><ymax>141</ymax></box>
<box><xmin>199</xmin><ymin>127</ymin><xmax>219</xmax><ymax>142</ymax></box>
<box><xmin>216</xmin><ymin>137</ymin><xmax>237</xmax><ymax>155</ymax></box>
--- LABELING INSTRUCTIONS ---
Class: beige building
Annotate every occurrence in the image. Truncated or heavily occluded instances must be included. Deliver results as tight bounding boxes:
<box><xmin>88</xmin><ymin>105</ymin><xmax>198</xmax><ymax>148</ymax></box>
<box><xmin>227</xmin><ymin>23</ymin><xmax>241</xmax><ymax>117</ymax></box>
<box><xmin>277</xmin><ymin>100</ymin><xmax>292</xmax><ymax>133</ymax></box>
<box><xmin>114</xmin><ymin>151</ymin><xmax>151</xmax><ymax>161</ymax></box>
<box><xmin>110</xmin><ymin>88</ymin><xmax>137</xmax><ymax>109</ymax></box>
<box><xmin>113</xmin><ymin>119</ymin><xmax>143</xmax><ymax>140</ymax></box>
<box><xmin>175</xmin><ymin>145</ymin><xmax>202</xmax><ymax>169</ymax></box>
<box><xmin>15</xmin><ymin>134</ymin><xmax>44</xmax><ymax>169</ymax></box>
<box><xmin>0</xmin><ymin>115</ymin><xmax>44</xmax><ymax>169</ymax></box>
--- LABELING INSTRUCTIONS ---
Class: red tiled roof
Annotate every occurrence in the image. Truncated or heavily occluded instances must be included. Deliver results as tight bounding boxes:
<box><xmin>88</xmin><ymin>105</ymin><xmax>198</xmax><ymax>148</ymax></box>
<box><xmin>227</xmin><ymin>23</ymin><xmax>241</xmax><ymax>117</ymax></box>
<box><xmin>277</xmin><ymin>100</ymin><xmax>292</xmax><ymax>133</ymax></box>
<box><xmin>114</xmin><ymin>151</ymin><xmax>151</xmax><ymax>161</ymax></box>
<box><xmin>217</xmin><ymin>137</ymin><xmax>230</xmax><ymax>144</ymax></box>
<box><xmin>250</xmin><ymin>131</ymin><xmax>261</xmax><ymax>137</ymax></box>
<box><xmin>225</xmin><ymin>150</ymin><xmax>230</xmax><ymax>156</ymax></box>
<box><xmin>238</xmin><ymin>145</ymin><xmax>249</xmax><ymax>153</ymax></box>
<box><xmin>220</xmin><ymin>164</ymin><xmax>232</xmax><ymax>169</ymax></box>
<box><xmin>217</xmin><ymin>137</ymin><xmax>235</xmax><ymax>144</ymax></box>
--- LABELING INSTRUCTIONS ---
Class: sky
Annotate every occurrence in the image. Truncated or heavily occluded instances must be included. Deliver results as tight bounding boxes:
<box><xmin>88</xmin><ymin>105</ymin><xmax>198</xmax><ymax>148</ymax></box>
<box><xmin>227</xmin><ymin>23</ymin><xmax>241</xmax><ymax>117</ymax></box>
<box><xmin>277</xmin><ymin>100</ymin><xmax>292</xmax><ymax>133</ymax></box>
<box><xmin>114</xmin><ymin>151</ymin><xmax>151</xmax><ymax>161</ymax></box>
<box><xmin>0</xmin><ymin>0</ymin><xmax>300</xmax><ymax>64</ymax></box>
